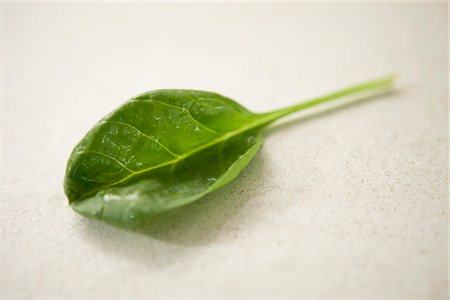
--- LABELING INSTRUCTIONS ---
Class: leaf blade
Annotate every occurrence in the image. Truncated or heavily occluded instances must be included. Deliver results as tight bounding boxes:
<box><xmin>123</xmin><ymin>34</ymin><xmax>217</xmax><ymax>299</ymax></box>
<box><xmin>65</xmin><ymin>90</ymin><xmax>265</xmax><ymax>227</ymax></box>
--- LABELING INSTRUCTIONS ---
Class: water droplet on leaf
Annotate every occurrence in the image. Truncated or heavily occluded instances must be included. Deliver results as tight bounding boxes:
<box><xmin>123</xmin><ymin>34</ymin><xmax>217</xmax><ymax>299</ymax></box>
<box><xmin>207</xmin><ymin>177</ymin><xmax>217</xmax><ymax>184</ymax></box>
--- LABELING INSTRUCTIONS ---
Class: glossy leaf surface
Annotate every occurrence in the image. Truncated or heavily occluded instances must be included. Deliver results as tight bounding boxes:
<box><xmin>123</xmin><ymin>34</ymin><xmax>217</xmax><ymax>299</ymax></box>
<box><xmin>65</xmin><ymin>90</ymin><xmax>271</xmax><ymax>227</ymax></box>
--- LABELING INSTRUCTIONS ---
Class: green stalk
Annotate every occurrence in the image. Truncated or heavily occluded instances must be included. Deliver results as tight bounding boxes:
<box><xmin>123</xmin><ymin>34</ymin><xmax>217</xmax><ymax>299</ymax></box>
<box><xmin>263</xmin><ymin>74</ymin><xmax>396</xmax><ymax>123</ymax></box>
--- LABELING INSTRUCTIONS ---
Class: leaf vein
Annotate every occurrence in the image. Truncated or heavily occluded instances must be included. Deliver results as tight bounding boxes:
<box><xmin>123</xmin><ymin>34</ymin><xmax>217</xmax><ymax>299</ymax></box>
<box><xmin>100</xmin><ymin>120</ymin><xmax>180</xmax><ymax>158</ymax></box>
<box><xmin>186</xmin><ymin>93</ymin><xmax>216</xmax><ymax>108</ymax></box>
<box><xmin>73</xmin><ymin>150</ymin><xmax>135</xmax><ymax>173</ymax></box>
<box><xmin>135</xmin><ymin>98</ymin><xmax>220</xmax><ymax>135</ymax></box>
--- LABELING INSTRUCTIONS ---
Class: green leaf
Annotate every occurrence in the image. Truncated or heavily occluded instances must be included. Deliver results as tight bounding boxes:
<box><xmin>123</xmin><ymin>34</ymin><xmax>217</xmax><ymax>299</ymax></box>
<box><xmin>64</xmin><ymin>75</ymin><xmax>395</xmax><ymax>228</ymax></box>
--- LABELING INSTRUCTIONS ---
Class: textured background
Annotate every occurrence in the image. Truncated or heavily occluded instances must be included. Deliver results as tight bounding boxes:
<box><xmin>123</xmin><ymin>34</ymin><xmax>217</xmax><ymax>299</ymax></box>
<box><xmin>1</xmin><ymin>2</ymin><xmax>448</xmax><ymax>299</ymax></box>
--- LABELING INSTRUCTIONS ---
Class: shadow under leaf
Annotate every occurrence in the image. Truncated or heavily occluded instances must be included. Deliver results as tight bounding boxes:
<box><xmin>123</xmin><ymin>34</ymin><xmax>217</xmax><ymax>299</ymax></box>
<box><xmin>132</xmin><ymin>153</ymin><xmax>266</xmax><ymax>245</ymax></box>
<box><xmin>79</xmin><ymin>152</ymin><xmax>266</xmax><ymax>250</ymax></box>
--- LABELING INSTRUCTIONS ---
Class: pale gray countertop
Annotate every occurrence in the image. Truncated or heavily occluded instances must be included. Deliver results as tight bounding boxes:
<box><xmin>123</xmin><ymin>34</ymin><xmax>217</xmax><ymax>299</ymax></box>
<box><xmin>1</xmin><ymin>2</ymin><xmax>448</xmax><ymax>299</ymax></box>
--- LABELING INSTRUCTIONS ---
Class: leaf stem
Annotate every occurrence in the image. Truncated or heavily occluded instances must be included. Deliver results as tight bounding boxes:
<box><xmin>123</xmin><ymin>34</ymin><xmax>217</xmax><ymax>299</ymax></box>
<box><xmin>263</xmin><ymin>74</ymin><xmax>396</xmax><ymax>122</ymax></box>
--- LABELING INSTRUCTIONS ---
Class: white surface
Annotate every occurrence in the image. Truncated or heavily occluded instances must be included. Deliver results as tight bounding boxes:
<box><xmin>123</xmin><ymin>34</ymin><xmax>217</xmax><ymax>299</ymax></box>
<box><xmin>1</xmin><ymin>2</ymin><xmax>448</xmax><ymax>299</ymax></box>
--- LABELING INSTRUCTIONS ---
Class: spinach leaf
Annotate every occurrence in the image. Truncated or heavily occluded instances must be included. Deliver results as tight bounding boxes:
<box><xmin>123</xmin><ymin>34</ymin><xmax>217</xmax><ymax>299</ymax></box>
<box><xmin>64</xmin><ymin>76</ymin><xmax>395</xmax><ymax>228</ymax></box>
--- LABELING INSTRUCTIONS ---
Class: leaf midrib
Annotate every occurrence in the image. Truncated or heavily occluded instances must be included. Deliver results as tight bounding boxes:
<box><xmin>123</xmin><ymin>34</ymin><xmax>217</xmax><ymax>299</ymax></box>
<box><xmin>74</xmin><ymin>112</ymin><xmax>275</xmax><ymax>201</ymax></box>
